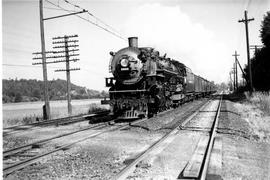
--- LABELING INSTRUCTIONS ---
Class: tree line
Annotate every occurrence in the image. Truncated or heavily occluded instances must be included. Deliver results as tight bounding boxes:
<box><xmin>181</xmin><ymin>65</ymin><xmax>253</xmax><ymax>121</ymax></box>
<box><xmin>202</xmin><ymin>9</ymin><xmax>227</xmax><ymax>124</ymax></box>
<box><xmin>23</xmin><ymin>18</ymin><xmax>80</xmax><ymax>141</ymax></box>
<box><xmin>243</xmin><ymin>11</ymin><xmax>270</xmax><ymax>91</ymax></box>
<box><xmin>2</xmin><ymin>78</ymin><xmax>108</xmax><ymax>103</ymax></box>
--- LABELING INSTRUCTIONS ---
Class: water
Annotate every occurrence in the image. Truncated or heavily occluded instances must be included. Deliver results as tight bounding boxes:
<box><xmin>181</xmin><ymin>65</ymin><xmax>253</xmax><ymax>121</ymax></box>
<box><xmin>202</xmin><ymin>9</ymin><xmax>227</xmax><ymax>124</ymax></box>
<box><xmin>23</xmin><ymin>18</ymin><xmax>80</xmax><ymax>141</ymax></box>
<box><xmin>2</xmin><ymin>99</ymin><xmax>109</xmax><ymax>126</ymax></box>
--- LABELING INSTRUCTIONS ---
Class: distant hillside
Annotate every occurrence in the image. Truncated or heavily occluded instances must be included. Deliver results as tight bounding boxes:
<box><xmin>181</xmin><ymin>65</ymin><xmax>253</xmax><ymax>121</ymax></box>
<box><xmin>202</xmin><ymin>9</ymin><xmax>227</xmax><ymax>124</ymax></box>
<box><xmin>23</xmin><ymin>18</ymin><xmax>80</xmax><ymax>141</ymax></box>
<box><xmin>2</xmin><ymin>79</ymin><xmax>108</xmax><ymax>103</ymax></box>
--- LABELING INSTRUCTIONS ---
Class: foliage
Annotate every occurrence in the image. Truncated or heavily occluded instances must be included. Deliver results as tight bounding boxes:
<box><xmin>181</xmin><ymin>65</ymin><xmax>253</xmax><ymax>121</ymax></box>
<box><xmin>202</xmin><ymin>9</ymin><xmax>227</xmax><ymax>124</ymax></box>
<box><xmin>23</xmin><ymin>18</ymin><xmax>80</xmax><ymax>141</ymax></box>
<box><xmin>216</xmin><ymin>82</ymin><xmax>229</xmax><ymax>91</ymax></box>
<box><xmin>260</xmin><ymin>11</ymin><xmax>270</xmax><ymax>47</ymax></box>
<box><xmin>14</xmin><ymin>93</ymin><xmax>22</xmax><ymax>102</ymax></box>
<box><xmin>243</xmin><ymin>11</ymin><xmax>270</xmax><ymax>91</ymax></box>
<box><xmin>2</xmin><ymin>78</ymin><xmax>109</xmax><ymax>103</ymax></box>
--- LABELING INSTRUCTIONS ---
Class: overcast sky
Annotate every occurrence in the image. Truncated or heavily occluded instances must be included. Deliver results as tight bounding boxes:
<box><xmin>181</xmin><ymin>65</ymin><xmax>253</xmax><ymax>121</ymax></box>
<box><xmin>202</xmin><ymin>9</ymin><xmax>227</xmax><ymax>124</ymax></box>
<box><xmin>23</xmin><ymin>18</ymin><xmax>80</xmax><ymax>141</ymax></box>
<box><xmin>2</xmin><ymin>0</ymin><xmax>269</xmax><ymax>91</ymax></box>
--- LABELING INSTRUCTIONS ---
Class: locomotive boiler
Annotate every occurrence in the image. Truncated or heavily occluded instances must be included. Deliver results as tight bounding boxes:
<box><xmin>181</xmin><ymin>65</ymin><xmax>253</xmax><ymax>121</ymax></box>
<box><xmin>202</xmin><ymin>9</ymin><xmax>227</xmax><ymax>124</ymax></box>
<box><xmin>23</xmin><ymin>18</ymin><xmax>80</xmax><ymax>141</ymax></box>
<box><xmin>102</xmin><ymin>37</ymin><xmax>215</xmax><ymax>119</ymax></box>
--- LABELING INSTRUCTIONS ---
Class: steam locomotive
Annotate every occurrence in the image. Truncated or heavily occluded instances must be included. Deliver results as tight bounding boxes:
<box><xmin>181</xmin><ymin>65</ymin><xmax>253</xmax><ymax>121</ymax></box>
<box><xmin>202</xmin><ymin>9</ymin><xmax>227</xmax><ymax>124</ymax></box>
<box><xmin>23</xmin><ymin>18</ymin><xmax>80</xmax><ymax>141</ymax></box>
<box><xmin>102</xmin><ymin>37</ymin><xmax>215</xmax><ymax>119</ymax></box>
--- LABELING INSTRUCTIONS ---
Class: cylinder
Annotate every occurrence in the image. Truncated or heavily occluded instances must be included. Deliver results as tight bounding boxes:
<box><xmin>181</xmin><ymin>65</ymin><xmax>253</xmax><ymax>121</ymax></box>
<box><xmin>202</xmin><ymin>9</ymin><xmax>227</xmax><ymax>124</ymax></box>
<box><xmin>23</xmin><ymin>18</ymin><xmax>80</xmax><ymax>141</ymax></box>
<box><xmin>128</xmin><ymin>37</ymin><xmax>138</xmax><ymax>47</ymax></box>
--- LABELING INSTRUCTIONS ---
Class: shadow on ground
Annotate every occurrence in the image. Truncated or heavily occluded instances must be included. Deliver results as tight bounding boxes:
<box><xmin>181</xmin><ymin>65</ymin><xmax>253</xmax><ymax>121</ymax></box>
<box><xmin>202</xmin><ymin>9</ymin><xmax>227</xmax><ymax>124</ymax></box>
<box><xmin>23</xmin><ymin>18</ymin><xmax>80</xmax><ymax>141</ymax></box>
<box><xmin>223</xmin><ymin>92</ymin><xmax>246</xmax><ymax>102</ymax></box>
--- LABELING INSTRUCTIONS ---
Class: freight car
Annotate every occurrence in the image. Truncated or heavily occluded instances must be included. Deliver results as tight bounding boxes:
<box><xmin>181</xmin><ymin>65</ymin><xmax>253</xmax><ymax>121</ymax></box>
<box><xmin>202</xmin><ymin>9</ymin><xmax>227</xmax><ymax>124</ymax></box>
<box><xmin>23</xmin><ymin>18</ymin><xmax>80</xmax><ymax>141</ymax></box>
<box><xmin>101</xmin><ymin>37</ymin><xmax>215</xmax><ymax>119</ymax></box>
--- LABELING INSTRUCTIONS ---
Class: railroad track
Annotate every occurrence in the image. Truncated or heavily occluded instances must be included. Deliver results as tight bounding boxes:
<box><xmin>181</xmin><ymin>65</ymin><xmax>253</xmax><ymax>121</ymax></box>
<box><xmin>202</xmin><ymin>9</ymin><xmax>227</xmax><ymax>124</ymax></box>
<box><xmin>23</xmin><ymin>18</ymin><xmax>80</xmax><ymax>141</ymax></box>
<box><xmin>180</xmin><ymin>95</ymin><xmax>222</xmax><ymax>180</ymax></box>
<box><xmin>3</xmin><ymin>97</ymin><xmax>217</xmax><ymax>177</ymax></box>
<box><xmin>3</xmin><ymin>116</ymin><xmax>150</xmax><ymax>176</ymax></box>
<box><xmin>114</xmin><ymin>95</ymin><xmax>222</xmax><ymax>180</ymax></box>
<box><xmin>3</xmin><ymin>110</ymin><xmax>110</xmax><ymax>136</ymax></box>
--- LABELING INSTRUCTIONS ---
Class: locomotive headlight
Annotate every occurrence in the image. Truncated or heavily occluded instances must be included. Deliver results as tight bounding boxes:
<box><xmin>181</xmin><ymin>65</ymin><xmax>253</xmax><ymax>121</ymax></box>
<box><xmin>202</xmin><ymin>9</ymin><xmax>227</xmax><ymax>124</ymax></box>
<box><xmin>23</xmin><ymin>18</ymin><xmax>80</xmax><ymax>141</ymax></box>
<box><xmin>120</xmin><ymin>58</ymin><xmax>129</xmax><ymax>67</ymax></box>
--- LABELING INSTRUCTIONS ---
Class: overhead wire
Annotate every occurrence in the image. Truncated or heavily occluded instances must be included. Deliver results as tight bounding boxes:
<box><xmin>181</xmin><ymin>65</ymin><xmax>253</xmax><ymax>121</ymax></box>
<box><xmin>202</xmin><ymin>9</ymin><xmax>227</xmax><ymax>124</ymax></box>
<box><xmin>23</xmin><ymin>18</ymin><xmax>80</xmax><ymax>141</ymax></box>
<box><xmin>44</xmin><ymin>0</ymin><xmax>127</xmax><ymax>41</ymax></box>
<box><xmin>61</xmin><ymin>0</ymin><xmax>122</xmax><ymax>36</ymax></box>
<box><xmin>3</xmin><ymin>64</ymin><xmax>61</xmax><ymax>69</ymax></box>
<box><xmin>245</xmin><ymin>0</ymin><xmax>252</xmax><ymax>10</ymax></box>
<box><xmin>236</xmin><ymin>0</ymin><xmax>252</xmax><ymax>57</ymax></box>
<box><xmin>43</xmin><ymin>6</ymin><xmax>76</xmax><ymax>12</ymax></box>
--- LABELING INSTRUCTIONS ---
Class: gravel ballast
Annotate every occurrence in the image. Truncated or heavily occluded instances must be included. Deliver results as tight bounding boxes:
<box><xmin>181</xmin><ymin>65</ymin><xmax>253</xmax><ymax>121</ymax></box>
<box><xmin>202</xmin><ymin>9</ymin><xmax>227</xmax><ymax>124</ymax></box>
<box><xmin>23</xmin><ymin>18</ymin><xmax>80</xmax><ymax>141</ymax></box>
<box><xmin>4</xmin><ymin>95</ymin><xmax>270</xmax><ymax>179</ymax></box>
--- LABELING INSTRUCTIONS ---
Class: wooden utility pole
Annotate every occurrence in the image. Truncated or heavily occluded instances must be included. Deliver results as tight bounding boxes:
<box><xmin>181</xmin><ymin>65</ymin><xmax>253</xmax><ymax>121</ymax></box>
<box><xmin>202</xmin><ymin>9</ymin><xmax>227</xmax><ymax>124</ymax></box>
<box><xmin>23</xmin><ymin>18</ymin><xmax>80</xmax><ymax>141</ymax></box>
<box><xmin>232</xmin><ymin>51</ymin><xmax>240</xmax><ymax>90</ymax></box>
<box><xmin>229</xmin><ymin>70</ymin><xmax>234</xmax><ymax>91</ymax></box>
<box><xmin>233</xmin><ymin>66</ymin><xmax>236</xmax><ymax>90</ymax></box>
<box><xmin>33</xmin><ymin>36</ymin><xmax>80</xmax><ymax>116</ymax></box>
<box><xmin>250</xmin><ymin>45</ymin><xmax>263</xmax><ymax>55</ymax></box>
<box><xmin>34</xmin><ymin>2</ymin><xmax>86</xmax><ymax>119</ymax></box>
<box><xmin>238</xmin><ymin>10</ymin><xmax>254</xmax><ymax>92</ymax></box>
<box><xmin>65</xmin><ymin>36</ymin><xmax>72</xmax><ymax>115</ymax></box>
<box><xmin>39</xmin><ymin>0</ymin><xmax>50</xmax><ymax>119</ymax></box>
<box><xmin>53</xmin><ymin>35</ymin><xmax>80</xmax><ymax>116</ymax></box>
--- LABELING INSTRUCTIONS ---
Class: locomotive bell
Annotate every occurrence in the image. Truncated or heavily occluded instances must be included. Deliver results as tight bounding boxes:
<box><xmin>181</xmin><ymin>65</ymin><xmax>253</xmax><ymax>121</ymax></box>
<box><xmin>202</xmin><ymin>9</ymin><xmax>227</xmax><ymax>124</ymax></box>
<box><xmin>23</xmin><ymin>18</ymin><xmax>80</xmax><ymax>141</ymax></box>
<box><xmin>128</xmin><ymin>37</ymin><xmax>138</xmax><ymax>48</ymax></box>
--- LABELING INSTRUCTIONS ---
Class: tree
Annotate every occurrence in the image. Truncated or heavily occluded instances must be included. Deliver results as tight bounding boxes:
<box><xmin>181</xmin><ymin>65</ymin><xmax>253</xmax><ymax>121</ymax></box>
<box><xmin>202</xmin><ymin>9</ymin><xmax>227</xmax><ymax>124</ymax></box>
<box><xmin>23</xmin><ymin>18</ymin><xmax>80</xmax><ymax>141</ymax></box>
<box><xmin>33</xmin><ymin>89</ymin><xmax>41</xmax><ymax>98</ymax></box>
<box><xmin>260</xmin><ymin>11</ymin><xmax>270</xmax><ymax>47</ymax></box>
<box><xmin>14</xmin><ymin>93</ymin><xmax>22</xmax><ymax>102</ymax></box>
<box><xmin>2</xmin><ymin>78</ymin><xmax>107</xmax><ymax>103</ymax></box>
<box><xmin>243</xmin><ymin>11</ymin><xmax>270</xmax><ymax>91</ymax></box>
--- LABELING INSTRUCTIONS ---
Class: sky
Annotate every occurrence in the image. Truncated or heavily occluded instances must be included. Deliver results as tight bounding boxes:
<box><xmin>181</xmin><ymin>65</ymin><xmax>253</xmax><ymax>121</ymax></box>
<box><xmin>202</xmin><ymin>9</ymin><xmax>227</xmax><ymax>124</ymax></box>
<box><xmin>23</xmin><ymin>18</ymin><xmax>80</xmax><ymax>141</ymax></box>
<box><xmin>2</xmin><ymin>0</ymin><xmax>270</xmax><ymax>91</ymax></box>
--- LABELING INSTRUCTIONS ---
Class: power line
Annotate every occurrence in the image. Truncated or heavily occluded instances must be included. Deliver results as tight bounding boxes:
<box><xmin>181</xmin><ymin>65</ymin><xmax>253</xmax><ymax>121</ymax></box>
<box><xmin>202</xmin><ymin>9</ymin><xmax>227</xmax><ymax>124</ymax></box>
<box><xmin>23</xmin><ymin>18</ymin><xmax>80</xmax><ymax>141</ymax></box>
<box><xmin>43</xmin><ymin>6</ymin><xmax>74</xmax><ymax>11</ymax></box>
<box><xmin>236</xmin><ymin>0</ymin><xmax>253</xmax><ymax>73</ymax></box>
<box><xmin>45</xmin><ymin>0</ymin><xmax>127</xmax><ymax>41</ymax></box>
<box><xmin>61</xmin><ymin>0</ymin><xmax>122</xmax><ymax>36</ymax></box>
<box><xmin>3</xmin><ymin>63</ymin><xmax>108</xmax><ymax>77</ymax></box>
<box><xmin>237</xmin><ymin>0</ymin><xmax>251</xmax><ymax>50</ymax></box>
<box><xmin>3</xmin><ymin>63</ymin><xmax>60</xmax><ymax>69</ymax></box>
<box><xmin>52</xmin><ymin>34</ymin><xmax>80</xmax><ymax>115</ymax></box>
<box><xmin>245</xmin><ymin>0</ymin><xmax>252</xmax><ymax>10</ymax></box>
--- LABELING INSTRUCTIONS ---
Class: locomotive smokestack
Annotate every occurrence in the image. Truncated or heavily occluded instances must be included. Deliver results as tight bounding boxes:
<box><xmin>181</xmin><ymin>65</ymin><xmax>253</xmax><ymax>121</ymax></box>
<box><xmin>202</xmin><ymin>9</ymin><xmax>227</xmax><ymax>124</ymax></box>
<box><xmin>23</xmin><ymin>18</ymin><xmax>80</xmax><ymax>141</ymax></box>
<box><xmin>128</xmin><ymin>37</ymin><xmax>138</xmax><ymax>48</ymax></box>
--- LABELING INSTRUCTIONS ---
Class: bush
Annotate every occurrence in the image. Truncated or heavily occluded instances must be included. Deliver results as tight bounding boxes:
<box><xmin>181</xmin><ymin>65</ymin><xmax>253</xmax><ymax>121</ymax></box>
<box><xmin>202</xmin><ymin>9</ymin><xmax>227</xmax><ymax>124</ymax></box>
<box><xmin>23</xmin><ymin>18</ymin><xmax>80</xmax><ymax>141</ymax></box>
<box><xmin>14</xmin><ymin>93</ymin><xmax>22</xmax><ymax>102</ymax></box>
<box><xmin>3</xmin><ymin>114</ymin><xmax>43</xmax><ymax>127</ymax></box>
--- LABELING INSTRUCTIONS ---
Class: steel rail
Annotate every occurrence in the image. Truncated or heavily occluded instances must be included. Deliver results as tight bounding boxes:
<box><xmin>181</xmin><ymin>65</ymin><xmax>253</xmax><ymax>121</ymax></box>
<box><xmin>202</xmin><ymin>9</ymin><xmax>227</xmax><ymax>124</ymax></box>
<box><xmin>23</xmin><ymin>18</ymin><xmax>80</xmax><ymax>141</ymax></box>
<box><xmin>199</xmin><ymin>95</ymin><xmax>222</xmax><ymax>180</ymax></box>
<box><xmin>3</xmin><ymin>110</ymin><xmax>110</xmax><ymax>136</ymax></box>
<box><xmin>4</xmin><ymin>114</ymin><xmax>85</xmax><ymax>130</ymax></box>
<box><xmin>3</xmin><ymin>97</ymin><xmax>214</xmax><ymax>176</ymax></box>
<box><xmin>3</xmin><ymin>120</ymin><xmax>115</xmax><ymax>157</ymax></box>
<box><xmin>3</xmin><ymin>129</ymin><xmax>111</xmax><ymax>175</ymax></box>
<box><xmin>3</xmin><ymin>117</ymin><xmax>151</xmax><ymax>176</ymax></box>
<box><xmin>114</xmin><ymin>99</ymin><xmax>212</xmax><ymax>180</ymax></box>
<box><xmin>3</xmin><ymin>110</ymin><xmax>110</xmax><ymax>130</ymax></box>
<box><xmin>4</xmin><ymin>105</ymin><xmax>184</xmax><ymax>158</ymax></box>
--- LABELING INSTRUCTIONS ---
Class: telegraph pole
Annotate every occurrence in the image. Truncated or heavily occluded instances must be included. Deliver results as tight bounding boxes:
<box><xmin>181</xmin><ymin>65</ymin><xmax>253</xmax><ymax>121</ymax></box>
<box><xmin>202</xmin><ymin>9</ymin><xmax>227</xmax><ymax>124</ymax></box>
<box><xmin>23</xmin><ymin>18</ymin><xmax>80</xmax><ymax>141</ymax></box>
<box><xmin>233</xmin><ymin>63</ymin><xmax>236</xmax><ymax>90</ymax></box>
<box><xmin>65</xmin><ymin>36</ymin><xmax>72</xmax><ymax>115</ymax></box>
<box><xmin>34</xmin><ymin>1</ymin><xmax>86</xmax><ymax>119</ymax></box>
<box><xmin>238</xmin><ymin>10</ymin><xmax>254</xmax><ymax>92</ymax></box>
<box><xmin>232</xmin><ymin>51</ymin><xmax>240</xmax><ymax>90</ymax></box>
<box><xmin>233</xmin><ymin>66</ymin><xmax>236</xmax><ymax>90</ymax></box>
<box><xmin>39</xmin><ymin>0</ymin><xmax>50</xmax><ymax>119</ymax></box>
<box><xmin>250</xmin><ymin>45</ymin><xmax>263</xmax><ymax>55</ymax></box>
<box><xmin>53</xmin><ymin>35</ymin><xmax>80</xmax><ymax>116</ymax></box>
<box><xmin>33</xmin><ymin>35</ymin><xmax>80</xmax><ymax>116</ymax></box>
<box><xmin>229</xmin><ymin>70</ymin><xmax>234</xmax><ymax>91</ymax></box>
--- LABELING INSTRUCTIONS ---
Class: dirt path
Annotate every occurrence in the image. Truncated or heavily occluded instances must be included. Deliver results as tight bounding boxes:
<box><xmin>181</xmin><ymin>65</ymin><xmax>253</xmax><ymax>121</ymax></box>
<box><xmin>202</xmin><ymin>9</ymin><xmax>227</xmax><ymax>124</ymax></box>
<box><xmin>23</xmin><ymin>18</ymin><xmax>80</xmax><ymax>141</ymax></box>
<box><xmin>220</xmin><ymin>97</ymin><xmax>270</xmax><ymax>180</ymax></box>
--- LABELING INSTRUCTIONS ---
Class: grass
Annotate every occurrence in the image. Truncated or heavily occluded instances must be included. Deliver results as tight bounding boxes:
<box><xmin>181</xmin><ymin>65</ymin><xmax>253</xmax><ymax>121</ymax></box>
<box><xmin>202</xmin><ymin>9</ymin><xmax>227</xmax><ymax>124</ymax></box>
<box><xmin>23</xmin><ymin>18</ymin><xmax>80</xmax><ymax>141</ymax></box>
<box><xmin>3</xmin><ymin>115</ymin><xmax>43</xmax><ymax>127</ymax></box>
<box><xmin>245</xmin><ymin>91</ymin><xmax>270</xmax><ymax>115</ymax></box>
<box><xmin>3</xmin><ymin>103</ymin><xmax>109</xmax><ymax>128</ymax></box>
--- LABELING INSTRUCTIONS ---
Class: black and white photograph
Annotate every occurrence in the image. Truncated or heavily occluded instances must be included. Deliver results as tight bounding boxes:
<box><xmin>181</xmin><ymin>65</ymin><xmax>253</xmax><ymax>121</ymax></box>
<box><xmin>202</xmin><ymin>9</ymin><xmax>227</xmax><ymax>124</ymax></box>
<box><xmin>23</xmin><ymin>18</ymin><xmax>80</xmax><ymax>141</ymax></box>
<box><xmin>2</xmin><ymin>0</ymin><xmax>270</xmax><ymax>179</ymax></box>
